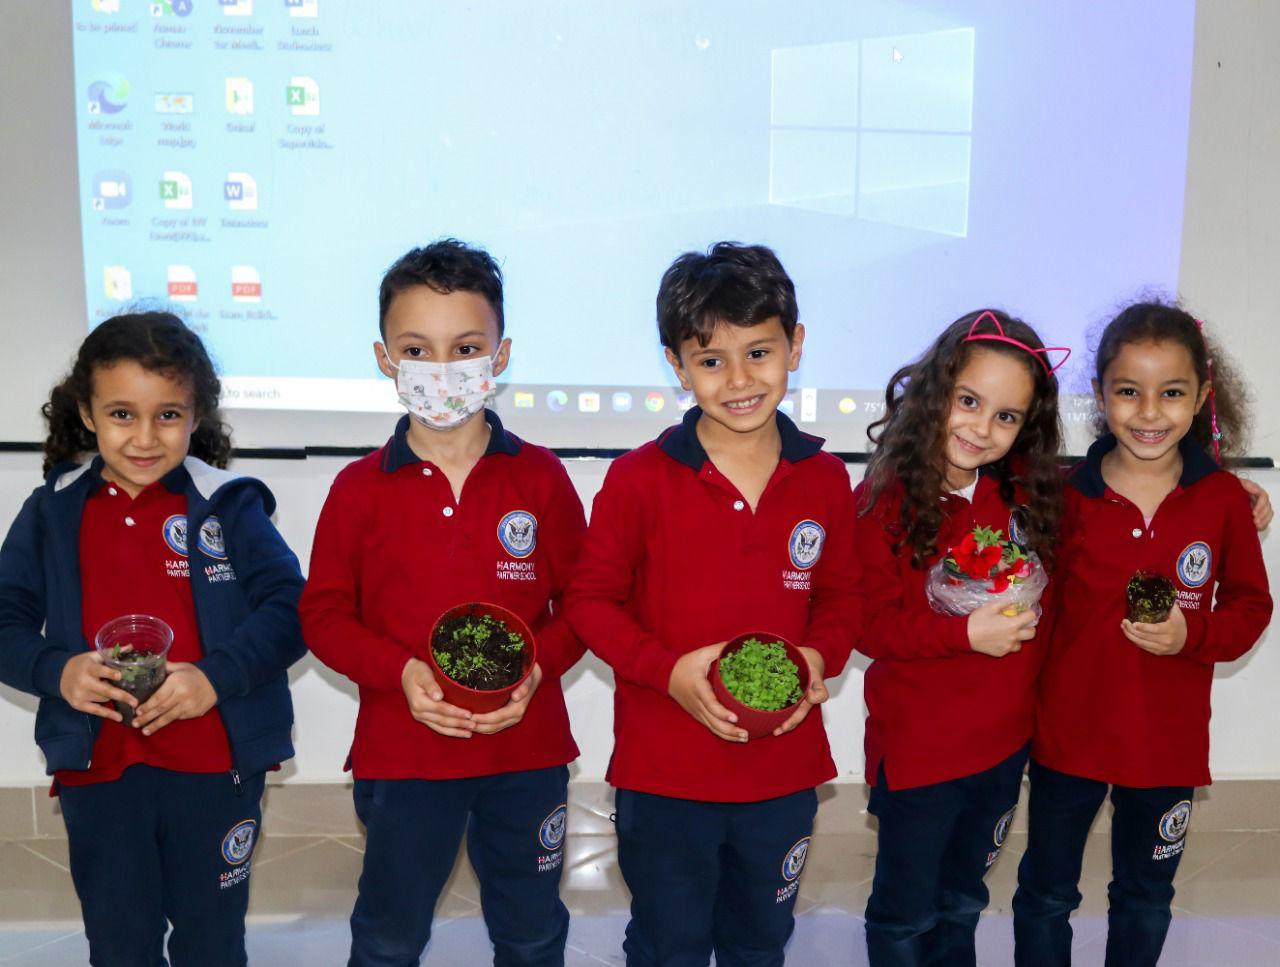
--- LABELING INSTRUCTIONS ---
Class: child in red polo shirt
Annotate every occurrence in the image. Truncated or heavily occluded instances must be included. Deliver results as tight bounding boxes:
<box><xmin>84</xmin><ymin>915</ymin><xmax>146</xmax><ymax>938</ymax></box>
<box><xmin>1014</xmin><ymin>302</ymin><xmax>1272</xmax><ymax>967</ymax></box>
<box><xmin>300</xmin><ymin>239</ymin><xmax>586</xmax><ymax>967</ymax></box>
<box><xmin>0</xmin><ymin>312</ymin><xmax>305</xmax><ymax>966</ymax></box>
<box><xmin>853</xmin><ymin>309</ymin><xmax>1068</xmax><ymax>966</ymax></box>
<box><xmin>565</xmin><ymin>243</ymin><xmax>859</xmax><ymax>967</ymax></box>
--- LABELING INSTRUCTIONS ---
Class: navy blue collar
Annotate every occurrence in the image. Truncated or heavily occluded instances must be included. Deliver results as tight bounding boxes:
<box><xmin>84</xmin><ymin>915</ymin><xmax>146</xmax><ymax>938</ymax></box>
<box><xmin>381</xmin><ymin>409</ymin><xmax>521</xmax><ymax>473</ymax></box>
<box><xmin>657</xmin><ymin>405</ymin><xmax>825</xmax><ymax>472</ymax></box>
<box><xmin>74</xmin><ymin>455</ymin><xmax>190</xmax><ymax>498</ymax></box>
<box><xmin>1067</xmin><ymin>433</ymin><xmax>1220</xmax><ymax>498</ymax></box>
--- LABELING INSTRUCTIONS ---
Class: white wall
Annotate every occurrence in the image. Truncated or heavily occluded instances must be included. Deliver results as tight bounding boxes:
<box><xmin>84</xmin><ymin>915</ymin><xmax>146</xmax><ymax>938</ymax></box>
<box><xmin>0</xmin><ymin>451</ymin><xmax>1276</xmax><ymax>785</ymax></box>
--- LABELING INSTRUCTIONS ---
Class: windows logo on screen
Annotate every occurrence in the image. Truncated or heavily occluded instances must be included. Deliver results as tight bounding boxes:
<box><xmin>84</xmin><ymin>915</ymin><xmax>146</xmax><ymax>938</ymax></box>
<box><xmin>87</xmin><ymin>72</ymin><xmax>129</xmax><ymax>115</ymax></box>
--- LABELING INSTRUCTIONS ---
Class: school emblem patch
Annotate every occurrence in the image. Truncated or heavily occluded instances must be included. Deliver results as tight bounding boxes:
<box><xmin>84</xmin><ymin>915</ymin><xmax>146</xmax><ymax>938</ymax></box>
<box><xmin>162</xmin><ymin>514</ymin><xmax>188</xmax><ymax>556</ymax></box>
<box><xmin>788</xmin><ymin>520</ymin><xmax>825</xmax><ymax>570</ymax></box>
<box><xmin>539</xmin><ymin>804</ymin><xmax>567</xmax><ymax>851</ymax></box>
<box><xmin>221</xmin><ymin>819</ymin><xmax>257</xmax><ymax>865</ymax></box>
<box><xmin>1177</xmin><ymin>542</ymin><xmax>1211</xmax><ymax>588</ymax></box>
<box><xmin>498</xmin><ymin>510</ymin><xmax>538</xmax><ymax>559</ymax></box>
<box><xmin>197</xmin><ymin>517</ymin><xmax>228</xmax><ymax>560</ymax></box>
<box><xmin>994</xmin><ymin>807</ymin><xmax>1016</xmax><ymax>847</ymax></box>
<box><xmin>781</xmin><ymin>837</ymin><xmax>811</xmax><ymax>882</ymax></box>
<box><xmin>1008</xmin><ymin>509</ymin><xmax>1028</xmax><ymax>548</ymax></box>
<box><xmin>1159</xmin><ymin>800</ymin><xmax>1192</xmax><ymax>843</ymax></box>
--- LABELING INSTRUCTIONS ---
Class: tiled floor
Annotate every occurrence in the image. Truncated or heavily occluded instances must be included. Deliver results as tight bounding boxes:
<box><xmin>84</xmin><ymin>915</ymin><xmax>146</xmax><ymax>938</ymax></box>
<box><xmin>2</xmin><ymin>826</ymin><xmax>1279</xmax><ymax>964</ymax></box>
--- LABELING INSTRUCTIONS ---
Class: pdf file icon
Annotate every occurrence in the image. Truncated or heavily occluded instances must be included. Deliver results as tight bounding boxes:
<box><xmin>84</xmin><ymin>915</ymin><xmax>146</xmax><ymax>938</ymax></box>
<box><xmin>167</xmin><ymin>265</ymin><xmax>198</xmax><ymax>302</ymax></box>
<box><xmin>231</xmin><ymin>265</ymin><xmax>262</xmax><ymax>303</ymax></box>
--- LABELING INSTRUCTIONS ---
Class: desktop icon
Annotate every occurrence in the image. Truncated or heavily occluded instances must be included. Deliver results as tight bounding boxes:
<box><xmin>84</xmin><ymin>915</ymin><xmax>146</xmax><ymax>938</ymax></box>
<box><xmin>225</xmin><ymin>77</ymin><xmax>254</xmax><ymax>115</ymax></box>
<box><xmin>167</xmin><ymin>265</ymin><xmax>198</xmax><ymax>302</ymax></box>
<box><xmin>287</xmin><ymin>76</ymin><xmax>320</xmax><ymax>116</ymax></box>
<box><xmin>546</xmin><ymin>390</ymin><xmax>568</xmax><ymax>413</ymax></box>
<box><xmin>87</xmin><ymin>72</ymin><xmax>129</xmax><ymax>115</ymax></box>
<box><xmin>92</xmin><ymin>170</ymin><xmax>132</xmax><ymax>211</ymax></box>
<box><xmin>154</xmin><ymin>93</ymin><xmax>194</xmax><ymax>114</ymax></box>
<box><xmin>223</xmin><ymin>172</ymin><xmax>259</xmax><ymax>210</ymax></box>
<box><xmin>103</xmin><ymin>266</ymin><xmax>132</xmax><ymax>301</ymax></box>
<box><xmin>611</xmin><ymin>391</ymin><xmax>632</xmax><ymax>413</ymax></box>
<box><xmin>644</xmin><ymin>392</ymin><xmax>665</xmax><ymax>413</ymax></box>
<box><xmin>231</xmin><ymin>266</ymin><xmax>262</xmax><ymax>302</ymax></box>
<box><xmin>160</xmin><ymin>171</ymin><xmax>193</xmax><ymax>209</ymax></box>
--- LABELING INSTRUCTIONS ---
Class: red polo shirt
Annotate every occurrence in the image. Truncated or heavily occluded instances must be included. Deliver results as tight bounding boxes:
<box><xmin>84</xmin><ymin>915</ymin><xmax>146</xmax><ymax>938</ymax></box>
<box><xmin>300</xmin><ymin>411</ymin><xmax>585</xmax><ymax>780</ymax></box>
<box><xmin>853</xmin><ymin>473</ymin><xmax>1046</xmax><ymax>791</ymax></box>
<box><xmin>1033</xmin><ymin>436</ymin><xmax>1272</xmax><ymax>788</ymax></box>
<box><xmin>59</xmin><ymin>473</ymin><xmax>233</xmax><ymax>787</ymax></box>
<box><xmin>564</xmin><ymin>407</ymin><xmax>859</xmax><ymax>803</ymax></box>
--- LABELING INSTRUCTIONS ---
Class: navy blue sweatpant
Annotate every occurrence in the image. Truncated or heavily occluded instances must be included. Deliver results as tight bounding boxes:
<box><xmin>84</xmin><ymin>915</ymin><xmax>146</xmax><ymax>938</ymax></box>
<box><xmin>864</xmin><ymin>745</ymin><xmax>1028</xmax><ymax>967</ymax></box>
<box><xmin>59</xmin><ymin>763</ymin><xmax>266</xmax><ymax>967</ymax></box>
<box><xmin>1012</xmin><ymin>760</ymin><xmax>1194</xmax><ymax>967</ymax></box>
<box><xmin>614</xmin><ymin>787</ymin><xmax>817</xmax><ymax>967</ymax></box>
<box><xmin>348</xmin><ymin>765</ymin><xmax>570</xmax><ymax>967</ymax></box>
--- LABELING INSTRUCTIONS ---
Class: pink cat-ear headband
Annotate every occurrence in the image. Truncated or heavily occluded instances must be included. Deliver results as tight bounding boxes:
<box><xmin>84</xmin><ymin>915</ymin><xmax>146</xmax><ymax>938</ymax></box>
<box><xmin>962</xmin><ymin>310</ymin><xmax>1072</xmax><ymax>376</ymax></box>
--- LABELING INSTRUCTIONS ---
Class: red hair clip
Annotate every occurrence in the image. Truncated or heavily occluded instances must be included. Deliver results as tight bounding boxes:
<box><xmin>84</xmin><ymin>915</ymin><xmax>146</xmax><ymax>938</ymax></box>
<box><xmin>962</xmin><ymin>310</ymin><xmax>1071</xmax><ymax>377</ymax></box>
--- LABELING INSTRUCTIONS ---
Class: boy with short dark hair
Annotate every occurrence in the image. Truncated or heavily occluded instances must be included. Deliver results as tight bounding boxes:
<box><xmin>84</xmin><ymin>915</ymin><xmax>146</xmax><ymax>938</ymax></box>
<box><xmin>301</xmin><ymin>238</ymin><xmax>586</xmax><ymax>967</ymax></box>
<box><xmin>565</xmin><ymin>242</ymin><xmax>859</xmax><ymax>966</ymax></box>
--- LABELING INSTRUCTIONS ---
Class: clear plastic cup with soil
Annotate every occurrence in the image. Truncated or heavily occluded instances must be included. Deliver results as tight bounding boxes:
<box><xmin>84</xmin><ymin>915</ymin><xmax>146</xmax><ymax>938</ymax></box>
<box><xmin>428</xmin><ymin>602</ymin><xmax>536</xmax><ymax>713</ymax></box>
<box><xmin>1126</xmin><ymin>571</ymin><xmax>1177</xmax><ymax>624</ymax></box>
<box><xmin>709</xmin><ymin>633</ymin><xmax>810</xmax><ymax>740</ymax></box>
<box><xmin>94</xmin><ymin>614</ymin><xmax>174</xmax><ymax>726</ymax></box>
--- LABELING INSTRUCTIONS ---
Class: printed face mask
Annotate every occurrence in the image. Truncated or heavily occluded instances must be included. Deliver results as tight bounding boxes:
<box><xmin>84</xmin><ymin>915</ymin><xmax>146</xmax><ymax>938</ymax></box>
<box><xmin>389</xmin><ymin>353</ymin><xmax>497</xmax><ymax>430</ymax></box>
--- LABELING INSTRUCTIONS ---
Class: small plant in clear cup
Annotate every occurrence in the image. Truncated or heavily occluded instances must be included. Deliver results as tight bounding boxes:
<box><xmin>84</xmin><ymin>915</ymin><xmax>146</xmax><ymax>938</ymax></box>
<box><xmin>94</xmin><ymin>614</ymin><xmax>174</xmax><ymax>726</ymax></box>
<box><xmin>1126</xmin><ymin>571</ymin><xmax>1176</xmax><ymax>624</ymax></box>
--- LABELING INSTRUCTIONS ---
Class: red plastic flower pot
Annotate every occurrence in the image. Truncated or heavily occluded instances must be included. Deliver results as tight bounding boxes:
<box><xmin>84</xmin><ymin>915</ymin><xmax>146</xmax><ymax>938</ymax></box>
<box><xmin>709</xmin><ymin>632</ymin><xmax>811</xmax><ymax>741</ymax></box>
<box><xmin>427</xmin><ymin>602</ymin><xmax>537</xmax><ymax>714</ymax></box>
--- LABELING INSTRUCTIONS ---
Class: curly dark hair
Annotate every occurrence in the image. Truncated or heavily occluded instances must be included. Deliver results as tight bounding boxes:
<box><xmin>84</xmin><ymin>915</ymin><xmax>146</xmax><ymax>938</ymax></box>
<box><xmin>1093</xmin><ymin>301</ymin><xmax>1252</xmax><ymax>461</ymax></box>
<box><xmin>42</xmin><ymin>312</ymin><xmax>231</xmax><ymax>474</ymax></box>
<box><xmin>860</xmin><ymin>309</ymin><xmax>1064</xmax><ymax>569</ymax></box>
<box><xmin>656</xmin><ymin>242</ymin><xmax>798</xmax><ymax>354</ymax></box>
<box><xmin>378</xmin><ymin>238</ymin><xmax>504</xmax><ymax>341</ymax></box>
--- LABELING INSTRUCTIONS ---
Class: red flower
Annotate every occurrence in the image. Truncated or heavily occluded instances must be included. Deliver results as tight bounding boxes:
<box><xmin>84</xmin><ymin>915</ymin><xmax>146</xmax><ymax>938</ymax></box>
<box><xmin>951</xmin><ymin>533</ymin><xmax>1003</xmax><ymax>579</ymax></box>
<box><xmin>989</xmin><ymin>571</ymin><xmax>1013</xmax><ymax>593</ymax></box>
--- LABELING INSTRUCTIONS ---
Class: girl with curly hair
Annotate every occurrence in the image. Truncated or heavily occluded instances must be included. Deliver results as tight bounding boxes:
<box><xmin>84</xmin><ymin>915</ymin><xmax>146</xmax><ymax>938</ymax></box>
<box><xmin>853</xmin><ymin>308</ymin><xmax>1068</xmax><ymax>966</ymax></box>
<box><xmin>0</xmin><ymin>311</ymin><xmax>305</xmax><ymax>965</ymax></box>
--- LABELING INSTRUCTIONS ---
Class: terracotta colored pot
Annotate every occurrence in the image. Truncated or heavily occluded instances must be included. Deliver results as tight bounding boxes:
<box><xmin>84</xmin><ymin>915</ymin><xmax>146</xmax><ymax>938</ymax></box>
<box><xmin>709</xmin><ymin>632</ymin><xmax>810</xmax><ymax>741</ymax></box>
<box><xmin>427</xmin><ymin>602</ymin><xmax>536</xmax><ymax>713</ymax></box>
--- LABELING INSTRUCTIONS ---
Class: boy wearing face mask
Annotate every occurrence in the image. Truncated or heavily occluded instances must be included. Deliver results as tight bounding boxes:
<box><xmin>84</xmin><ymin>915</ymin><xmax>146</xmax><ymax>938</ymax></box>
<box><xmin>300</xmin><ymin>239</ymin><xmax>587</xmax><ymax>967</ymax></box>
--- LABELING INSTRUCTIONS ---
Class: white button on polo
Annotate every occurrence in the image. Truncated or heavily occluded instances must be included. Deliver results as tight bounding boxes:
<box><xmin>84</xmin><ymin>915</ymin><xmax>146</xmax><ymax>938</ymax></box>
<box><xmin>442</xmin><ymin>506</ymin><xmax>455</xmax><ymax>517</ymax></box>
<box><xmin>733</xmin><ymin>500</ymin><xmax>745</xmax><ymax>511</ymax></box>
<box><xmin>108</xmin><ymin>487</ymin><xmax>118</xmax><ymax>496</ymax></box>
<box><xmin>1132</xmin><ymin>528</ymin><xmax>1143</xmax><ymax>538</ymax></box>
<box><xmin>124</xmin><ymin>516</ymin><xmax>136</xmax><ymax>527</ymax></box>
<box><xmin>422</xmin><ymin>467</ymin><xmax>433</xmax><ymax>476</ymax></box>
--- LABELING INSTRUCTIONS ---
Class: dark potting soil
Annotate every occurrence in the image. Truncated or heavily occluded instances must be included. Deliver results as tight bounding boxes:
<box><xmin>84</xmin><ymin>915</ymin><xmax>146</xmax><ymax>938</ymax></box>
<box><xmin>431</xmin><ymin>615</ymin><xmax>527</xmax><ymax>691</ymax></box>
<box><xmin>1126</xmin><ymin>571</ymin><xmax>1176</xmax><ymax>624</ymax></box>
<box><xmin>111</xmin><ymin>662</ymin><xmax>166</xmax><ymax>726</ymax></box>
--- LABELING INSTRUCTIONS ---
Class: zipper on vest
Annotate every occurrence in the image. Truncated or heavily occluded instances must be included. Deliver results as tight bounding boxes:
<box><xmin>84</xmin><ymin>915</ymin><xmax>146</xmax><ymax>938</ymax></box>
<box><xmin>231</xmin><ymin>768</ymin><xmax>244</xmax><ymax>795</ymax></box>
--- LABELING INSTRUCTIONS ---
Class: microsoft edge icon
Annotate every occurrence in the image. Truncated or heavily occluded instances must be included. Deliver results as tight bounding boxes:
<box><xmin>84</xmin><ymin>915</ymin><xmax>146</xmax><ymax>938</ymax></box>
<box><xmin>88</xmin><ymin>72</ymin><xmax>130</xmax><ymax>115</ymax></box>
